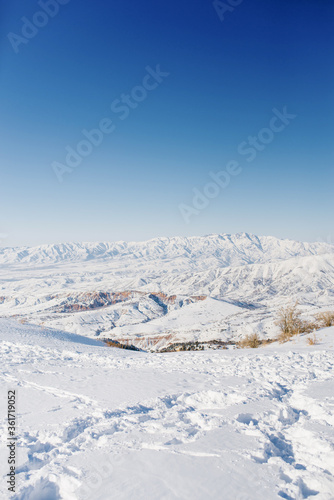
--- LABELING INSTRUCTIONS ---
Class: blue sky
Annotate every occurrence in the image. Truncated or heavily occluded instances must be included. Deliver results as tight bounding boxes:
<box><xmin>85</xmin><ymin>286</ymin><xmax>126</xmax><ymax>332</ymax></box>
<box><xmin>0</xmin><ymin>0</ymin><xmax>333</xmax><ymax>246</ymax></box>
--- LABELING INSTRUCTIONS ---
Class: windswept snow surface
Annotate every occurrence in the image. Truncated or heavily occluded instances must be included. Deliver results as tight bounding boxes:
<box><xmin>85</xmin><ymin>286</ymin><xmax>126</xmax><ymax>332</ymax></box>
<box><xmin>1</xmin><ymin>320</ymin><xmax>334</xmax><ymax>499</ymax></box>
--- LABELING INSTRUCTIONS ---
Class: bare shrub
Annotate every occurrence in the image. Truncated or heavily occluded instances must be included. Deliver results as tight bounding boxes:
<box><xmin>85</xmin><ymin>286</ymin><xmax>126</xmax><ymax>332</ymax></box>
<box><xmin>275</xmin><ymin>302</ymin><xmax>303</xmax><ymax>341</ymax></box>
<box><xmin>316</xmin><ymin>311</ymin><xmax>334</xmax><ymax>328</ymax></box>
<box><xmin>238</xmin><ymin>333</ymin><xmax>260</xmax><ymax>349</ymax></box>
<box><xmin>277</xmin><ymin>329</ymin><xmax>292</xmax><ymax>344</ymax></box>
<box><xmin>300</xmin><ymin>320</ymin><xmax>318</xmax><ymax>334</ymax></box>
<box><xmin>276</xmin><ymin>303</ymin><xmax>319</xmax><ymax>343</ymax></box>
<box><xmin>306</xmin><ymin>333</ymin><xmax>318</xmax><ymax>346</ymax></box>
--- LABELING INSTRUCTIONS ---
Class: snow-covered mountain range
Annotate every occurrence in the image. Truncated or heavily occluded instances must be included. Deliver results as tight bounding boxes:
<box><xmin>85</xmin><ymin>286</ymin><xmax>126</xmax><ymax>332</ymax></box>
<box><xmin>0</xmin><ymin>233</ymin><xmax>333</xmax><ymax>349</ymax></box>
<box><xmin>1</xmin><ymin>232</ymin><xmax>333</xmax><ymax>266</ymax></box>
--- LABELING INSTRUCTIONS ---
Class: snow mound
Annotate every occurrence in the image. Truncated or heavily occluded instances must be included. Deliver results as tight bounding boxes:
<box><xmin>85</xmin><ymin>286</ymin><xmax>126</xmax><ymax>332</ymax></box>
<box><xmin>0</xmin><ymin>319</ymin><xmax>105</xmax><ymax>350</ymax></box>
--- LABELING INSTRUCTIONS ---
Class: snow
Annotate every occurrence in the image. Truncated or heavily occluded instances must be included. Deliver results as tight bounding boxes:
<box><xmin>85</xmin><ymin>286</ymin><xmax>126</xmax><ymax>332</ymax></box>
<box><xmin>1</xmin><ymin>233</ymin><xmax>334</xmax><ymax>497</ymax></box>
<box><xmin>0</xmin><ymin>233</ymin><xmax>333</xmax><ymax>349</ymax></box>
<box><xmin>1</xmin><ymin>319</ymin><xmax>334</xmax><ymax>499</ymax></box>
<box><xmin>110</xmin><ymin>297</ymin><xmax>242</xmax><ymax>345</ymax></box>
<box><xmin>0</xmin><ymin>232</ymin><xmax>333</xmax><ymax>267</ymax></box>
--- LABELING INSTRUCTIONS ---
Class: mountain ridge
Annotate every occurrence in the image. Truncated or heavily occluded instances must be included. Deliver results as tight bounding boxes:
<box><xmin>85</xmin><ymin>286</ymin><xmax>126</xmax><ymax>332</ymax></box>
<box><xmin>1</xmin><ymin>232</ymin><xmax>333</xmax><ymax>266</ymax></box>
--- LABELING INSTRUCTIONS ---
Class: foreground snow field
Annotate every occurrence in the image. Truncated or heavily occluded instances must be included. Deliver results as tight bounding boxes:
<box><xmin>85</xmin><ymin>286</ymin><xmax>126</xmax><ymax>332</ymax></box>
<box><xmin>1</xmin><ymin>320</ymin><xmax>334</xmax><ymax>499</ymax></box>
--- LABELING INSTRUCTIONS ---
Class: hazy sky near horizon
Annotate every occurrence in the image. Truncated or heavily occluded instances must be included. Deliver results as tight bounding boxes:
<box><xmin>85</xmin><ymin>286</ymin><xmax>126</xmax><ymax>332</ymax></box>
<box><xmin>0</xmin><ymin>0</ymin><xmax>333</xmax><ymax>247</ymax></box>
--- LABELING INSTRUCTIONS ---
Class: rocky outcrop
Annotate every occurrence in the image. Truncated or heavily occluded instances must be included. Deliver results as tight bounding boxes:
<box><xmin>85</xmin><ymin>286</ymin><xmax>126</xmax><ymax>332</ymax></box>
<box><xmin>57</xmin><ymin>291</ymin><xmax>143</xmax><ymax>312</ymax></box>
<box><xmin>56</xmin><ymin>291</ymin><xmax>207</xmax><ymax>313</ymax></box>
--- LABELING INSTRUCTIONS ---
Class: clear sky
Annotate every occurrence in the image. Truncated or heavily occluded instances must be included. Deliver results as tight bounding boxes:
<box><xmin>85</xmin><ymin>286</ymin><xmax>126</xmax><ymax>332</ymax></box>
<box><xmin>0</xmin><ymin>0</ymin><xmax>333</xmax><ymax>247</ymax></box>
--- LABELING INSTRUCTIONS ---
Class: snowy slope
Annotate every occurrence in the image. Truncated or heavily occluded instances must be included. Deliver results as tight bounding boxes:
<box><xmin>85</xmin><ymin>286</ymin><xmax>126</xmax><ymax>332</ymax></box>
<box><xmin>110</xmin><ymin>297</ymin><xmax>243</xmax><ymax>347</ymax></box>
<box><xmin>0</xmin><ymin>320</ymin><xmax>334</xmax><ymax>499</ymax></box>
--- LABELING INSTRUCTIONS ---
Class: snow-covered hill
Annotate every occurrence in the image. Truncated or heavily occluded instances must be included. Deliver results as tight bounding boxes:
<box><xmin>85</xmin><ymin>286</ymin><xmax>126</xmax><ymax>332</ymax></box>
<box><xmin>1</xmin><ymin>319</ymin><xmax>334</xmax><ymax>499</ymax></box>
<box><xmin>0</xmin><ymin>233</ymin><xmax>333</xmax><ymax>348</ymax></box>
